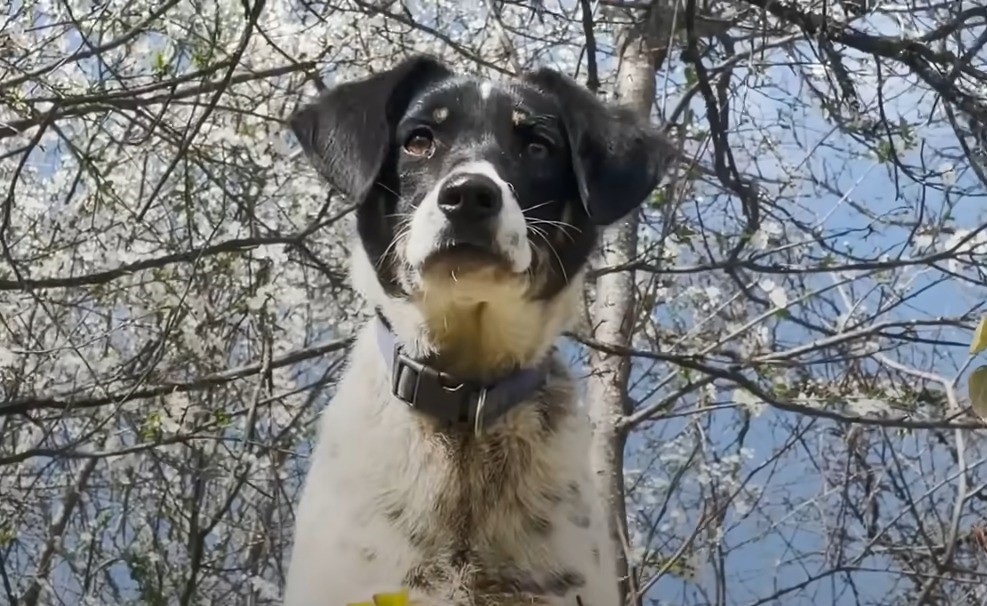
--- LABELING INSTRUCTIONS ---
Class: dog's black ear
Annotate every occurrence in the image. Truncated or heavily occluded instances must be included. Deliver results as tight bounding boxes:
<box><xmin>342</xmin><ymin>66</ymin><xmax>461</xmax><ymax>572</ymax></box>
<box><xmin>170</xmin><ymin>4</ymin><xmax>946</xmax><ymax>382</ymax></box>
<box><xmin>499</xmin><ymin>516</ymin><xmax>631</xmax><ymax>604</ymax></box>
<box><xmin>524</xmin><ymin>68</ymin><xmax>675</xmax><ymax>226</ymax></box>
<box><xmin>289</xmin><ymin>55</ymin><xmax>453</xmax><ymax>201</ymax></box>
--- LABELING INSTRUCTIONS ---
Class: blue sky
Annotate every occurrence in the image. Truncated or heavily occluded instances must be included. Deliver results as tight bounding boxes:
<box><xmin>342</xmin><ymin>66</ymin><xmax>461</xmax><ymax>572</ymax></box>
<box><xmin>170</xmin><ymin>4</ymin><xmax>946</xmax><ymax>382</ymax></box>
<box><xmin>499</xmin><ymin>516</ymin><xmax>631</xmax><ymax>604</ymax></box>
<box><xmin>616</xmin><ymin>28</ymin><xmax>987</xmax><ymax>604</ymax></box>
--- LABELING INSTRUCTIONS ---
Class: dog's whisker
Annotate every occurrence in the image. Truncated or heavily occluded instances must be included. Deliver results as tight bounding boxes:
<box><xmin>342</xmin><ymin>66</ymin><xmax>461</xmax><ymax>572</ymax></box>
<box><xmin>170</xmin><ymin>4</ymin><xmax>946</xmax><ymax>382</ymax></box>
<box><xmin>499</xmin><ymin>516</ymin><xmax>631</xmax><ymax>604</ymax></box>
<box><xmin>374</xmin><ymin>182</ymin><xmax>400</xmax><ymax>197</ymax></box>
<box><xmin>527</xmin><ymin>223</ymin><xmax>551</xmax><ymax>241</ymax></box>
<box><xmin>527</xmin><ymin>217</ymin><xmax>582</xmax><ymax>234</ymax></box>
<box><xmin>531</xmin><ymin>228</ymin><xmax>569</xmax><ymax>284</ymax></box>
<box><xmin>521</xmin><ymin>199</ymin><xmax>555</xmax><ymax>215</ymax></box>
<box><xmin>528</xmin><ymin>217</ymin><xmax>581</xmax><ymax>231</ymax></box>
<box><xmin>377</xmin><ymin>224</ymin><xmax>411</xmax><ymax>270</ymax></box>
<box><xmin>527</xmin><ymin>218</ymin><xmax>581</xmax><ymax>243</ymax></box>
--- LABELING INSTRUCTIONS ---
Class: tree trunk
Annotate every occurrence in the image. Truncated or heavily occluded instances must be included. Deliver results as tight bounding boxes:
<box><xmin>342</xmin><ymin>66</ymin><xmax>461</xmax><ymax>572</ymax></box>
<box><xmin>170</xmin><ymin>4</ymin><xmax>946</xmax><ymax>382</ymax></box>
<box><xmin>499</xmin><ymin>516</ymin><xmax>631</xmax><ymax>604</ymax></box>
<box><xmin>585</xmin><ymin>20</ymin><xmax>662</xmax><ymax>606</ymax></box>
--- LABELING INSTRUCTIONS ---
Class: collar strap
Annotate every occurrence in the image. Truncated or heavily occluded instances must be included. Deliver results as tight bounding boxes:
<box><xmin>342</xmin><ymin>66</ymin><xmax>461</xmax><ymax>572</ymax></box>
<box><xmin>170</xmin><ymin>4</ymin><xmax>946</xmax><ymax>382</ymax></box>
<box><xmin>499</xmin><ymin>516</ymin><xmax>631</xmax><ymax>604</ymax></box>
<box><xmin>374</xmin><ymin>313</ymin><xmax>547</xmax><ymax>433</ymax></box>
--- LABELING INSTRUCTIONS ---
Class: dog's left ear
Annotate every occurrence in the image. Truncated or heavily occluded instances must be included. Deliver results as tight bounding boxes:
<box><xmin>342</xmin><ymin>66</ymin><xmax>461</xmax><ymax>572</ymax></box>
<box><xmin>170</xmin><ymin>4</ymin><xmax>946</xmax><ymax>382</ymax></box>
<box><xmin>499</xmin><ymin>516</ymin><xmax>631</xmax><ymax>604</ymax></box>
<box><xmin>524</xmin><ymin>68</ymin><xmax>676</xmax><ymax>226</ymax></box>
<box><xmin>289</xmin><ymin>55</ymin><xmax>453</xmax><ymax>202</ymax></box>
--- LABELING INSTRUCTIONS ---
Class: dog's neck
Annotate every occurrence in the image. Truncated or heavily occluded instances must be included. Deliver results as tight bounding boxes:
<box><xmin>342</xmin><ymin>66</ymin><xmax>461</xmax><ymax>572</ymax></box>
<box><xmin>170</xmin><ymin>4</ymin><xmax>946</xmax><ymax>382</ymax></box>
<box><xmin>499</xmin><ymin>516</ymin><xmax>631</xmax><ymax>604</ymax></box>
<box><xmin>377</xmin><ymin>293</ymin><xmax>570</xmax><ymax>382</ymax></box>
<box><xmin>352</xmin><ymin>244</ymin><xmax>583</xmax><ymax>382</ymax></box>
<box><xmin>379</xmin><ymin>284</ymin><xmax>582</xmax><ymax>382</ymax></box>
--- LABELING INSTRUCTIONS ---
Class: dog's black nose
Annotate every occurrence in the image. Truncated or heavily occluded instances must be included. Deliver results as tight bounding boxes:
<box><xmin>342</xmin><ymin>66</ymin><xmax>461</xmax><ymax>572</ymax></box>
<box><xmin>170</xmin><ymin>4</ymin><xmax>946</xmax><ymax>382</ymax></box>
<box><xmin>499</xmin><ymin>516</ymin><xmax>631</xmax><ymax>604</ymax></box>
<box><xmin>437</xmin><ymin>175</ymin><xmax>503</xmax><ymax>221</ymax></box>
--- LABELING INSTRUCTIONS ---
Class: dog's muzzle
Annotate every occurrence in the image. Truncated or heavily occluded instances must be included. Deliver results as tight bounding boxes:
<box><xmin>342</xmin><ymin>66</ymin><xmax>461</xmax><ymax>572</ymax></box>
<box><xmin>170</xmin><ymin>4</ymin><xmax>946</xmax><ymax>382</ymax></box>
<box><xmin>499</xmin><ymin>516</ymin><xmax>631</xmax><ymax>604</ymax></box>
<box><xmin>434</xmin><ymin>173</ymin><xmax>501</xmax><ymax>251</ymax></box>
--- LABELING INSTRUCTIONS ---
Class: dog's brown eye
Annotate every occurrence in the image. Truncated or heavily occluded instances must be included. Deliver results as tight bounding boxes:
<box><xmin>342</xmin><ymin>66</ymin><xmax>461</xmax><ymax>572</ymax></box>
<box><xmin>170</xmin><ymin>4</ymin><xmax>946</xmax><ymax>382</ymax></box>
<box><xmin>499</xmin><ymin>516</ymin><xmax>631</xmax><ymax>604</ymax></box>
<box><xmin>404</xmin><ymin>128</ymin><xmax>435</xmax><ymax>157</ymax></box>
<box><xmin>525</xmin><ymin>139</ymin><xmax>552</xmax><ymax>159</ymax></box>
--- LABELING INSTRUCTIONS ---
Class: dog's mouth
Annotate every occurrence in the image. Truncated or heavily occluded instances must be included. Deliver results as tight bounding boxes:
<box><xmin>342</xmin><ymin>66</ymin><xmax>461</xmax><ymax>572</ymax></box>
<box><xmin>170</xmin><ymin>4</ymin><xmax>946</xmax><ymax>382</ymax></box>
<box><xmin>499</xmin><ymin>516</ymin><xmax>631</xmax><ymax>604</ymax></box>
<box><xmin>420</xmin><ymin>241</ymin><xmax>512</xmax><ymax>275</ymax></box>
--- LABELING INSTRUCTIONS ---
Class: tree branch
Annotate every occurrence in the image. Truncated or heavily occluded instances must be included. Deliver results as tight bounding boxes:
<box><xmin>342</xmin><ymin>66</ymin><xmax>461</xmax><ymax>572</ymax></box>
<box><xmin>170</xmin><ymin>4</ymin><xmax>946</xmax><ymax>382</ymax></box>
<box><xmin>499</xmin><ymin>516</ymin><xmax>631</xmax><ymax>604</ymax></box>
<box><xmin>0</xmin><ymin>336</ymin><xmax>352</xmax><ymax>417</ymax></box>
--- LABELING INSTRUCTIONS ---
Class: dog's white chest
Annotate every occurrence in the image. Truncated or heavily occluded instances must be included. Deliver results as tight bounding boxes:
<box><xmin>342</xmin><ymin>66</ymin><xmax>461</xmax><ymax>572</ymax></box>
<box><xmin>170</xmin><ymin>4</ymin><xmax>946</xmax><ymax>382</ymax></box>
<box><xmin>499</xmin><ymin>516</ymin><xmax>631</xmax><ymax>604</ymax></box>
<box><xmin>283</xmin><ymin>330</ymin><xmax>619</xmax><ymax>605</ymax></box>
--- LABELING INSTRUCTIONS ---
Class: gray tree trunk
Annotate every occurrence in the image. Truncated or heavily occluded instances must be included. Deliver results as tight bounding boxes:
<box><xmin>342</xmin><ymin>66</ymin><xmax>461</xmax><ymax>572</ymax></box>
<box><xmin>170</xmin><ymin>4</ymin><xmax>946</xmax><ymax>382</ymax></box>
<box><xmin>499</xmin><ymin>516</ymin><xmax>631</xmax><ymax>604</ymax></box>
<box><xmin>585</xmin><ymin>17</ymin><xmax>665</xmax><ymax>606</ymax></box>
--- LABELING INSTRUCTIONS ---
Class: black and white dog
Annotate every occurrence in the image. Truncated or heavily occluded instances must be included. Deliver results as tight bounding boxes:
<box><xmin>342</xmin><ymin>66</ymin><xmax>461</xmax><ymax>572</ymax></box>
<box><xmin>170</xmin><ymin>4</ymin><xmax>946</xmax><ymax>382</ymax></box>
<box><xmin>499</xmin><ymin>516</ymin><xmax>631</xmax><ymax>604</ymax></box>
<box><xmin>283</xmin><ymin>56</ymin><xmax>673</xmax><ymax>605</ymax></box>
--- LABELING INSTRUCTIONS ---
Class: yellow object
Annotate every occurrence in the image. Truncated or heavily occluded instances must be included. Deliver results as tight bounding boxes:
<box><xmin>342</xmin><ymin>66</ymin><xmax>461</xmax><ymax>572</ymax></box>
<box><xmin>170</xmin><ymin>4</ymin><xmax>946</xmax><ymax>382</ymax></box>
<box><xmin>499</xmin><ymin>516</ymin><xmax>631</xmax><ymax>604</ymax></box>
<box><xmin>345</xmin><ymin>587</ymin><xmax>413</xmax><ymax>606</ymax></box>
<box><xmin>971</xmin><ymin>316</ymin><xmax>987</xmax><ymax>354</ymax></box>
<box><xmin>969</xmin><ymin>365</ymin><xmax>987</xmax><ymax>421</ymax></box>
<box><xmin>372</xmin><ymin>589</ymin><xmax>410</xmax><ymax>606</ymax></box>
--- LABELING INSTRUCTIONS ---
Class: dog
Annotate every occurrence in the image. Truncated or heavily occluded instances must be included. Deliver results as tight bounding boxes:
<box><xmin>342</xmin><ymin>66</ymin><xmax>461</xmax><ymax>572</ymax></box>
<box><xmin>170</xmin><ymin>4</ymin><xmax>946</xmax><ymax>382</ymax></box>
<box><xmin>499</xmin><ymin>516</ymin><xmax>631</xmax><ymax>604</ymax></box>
<box><xmin>283</xmin><ymin>55</ymin><xmax>673</xmax><ymax>605</ymax></box>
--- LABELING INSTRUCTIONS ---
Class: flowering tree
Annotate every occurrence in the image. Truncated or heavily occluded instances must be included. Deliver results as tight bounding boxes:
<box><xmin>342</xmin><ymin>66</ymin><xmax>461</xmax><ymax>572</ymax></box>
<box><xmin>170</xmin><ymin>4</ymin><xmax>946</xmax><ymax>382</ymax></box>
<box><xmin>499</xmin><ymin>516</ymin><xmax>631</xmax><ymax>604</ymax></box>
<box><xmin>1</xmin><ymin>1</ymin><xmax>985</xmax><ymax>604</ymax></box>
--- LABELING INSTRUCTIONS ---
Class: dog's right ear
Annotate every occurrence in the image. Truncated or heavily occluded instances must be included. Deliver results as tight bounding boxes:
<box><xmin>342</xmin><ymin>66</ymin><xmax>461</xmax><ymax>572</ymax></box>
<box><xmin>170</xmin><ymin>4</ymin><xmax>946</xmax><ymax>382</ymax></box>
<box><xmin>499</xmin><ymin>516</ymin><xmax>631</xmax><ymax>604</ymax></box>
<box><xmin>289</xmin><ymin>55</ymin><xmax>453</xmax><ymax>201</ymax></box>
<box><xmin>524</xmin><ymin>68</ymin><xmax>675</xmax><ymax>226</ymax></box>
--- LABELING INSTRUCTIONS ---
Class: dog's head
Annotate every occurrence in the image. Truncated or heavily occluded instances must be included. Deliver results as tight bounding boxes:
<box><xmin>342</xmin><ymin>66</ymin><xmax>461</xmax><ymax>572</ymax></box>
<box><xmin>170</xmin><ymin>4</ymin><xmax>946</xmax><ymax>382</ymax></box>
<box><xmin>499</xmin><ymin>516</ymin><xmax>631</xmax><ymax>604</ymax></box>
<box><xmin>290</xmin><ymin>56</ymin><xmax>673</xmax><ymax>371</ymax></box>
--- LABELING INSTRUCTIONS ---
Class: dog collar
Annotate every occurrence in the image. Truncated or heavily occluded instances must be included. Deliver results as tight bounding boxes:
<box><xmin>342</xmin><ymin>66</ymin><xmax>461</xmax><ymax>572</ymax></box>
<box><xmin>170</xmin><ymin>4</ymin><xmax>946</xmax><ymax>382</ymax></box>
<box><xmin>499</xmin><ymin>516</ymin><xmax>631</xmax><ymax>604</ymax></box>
<box><xmin>374</xmin><ymin>312</ymin><xmax>547</xmax><ymax>433</ymax></box>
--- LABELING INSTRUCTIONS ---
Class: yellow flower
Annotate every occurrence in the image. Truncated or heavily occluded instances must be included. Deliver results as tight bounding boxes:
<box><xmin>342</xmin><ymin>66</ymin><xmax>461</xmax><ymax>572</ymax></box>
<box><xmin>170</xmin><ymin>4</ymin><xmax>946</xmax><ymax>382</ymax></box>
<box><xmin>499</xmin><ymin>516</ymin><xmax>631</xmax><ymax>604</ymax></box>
<box><xmin>346</xmin><ymin>588</ymin><xmax>412</xmax><ymax>606</ymax></box>
<box><xmin>372</xmin><ymin>589</ymin><xmax>410</xmax><ymax>606</ymax></box>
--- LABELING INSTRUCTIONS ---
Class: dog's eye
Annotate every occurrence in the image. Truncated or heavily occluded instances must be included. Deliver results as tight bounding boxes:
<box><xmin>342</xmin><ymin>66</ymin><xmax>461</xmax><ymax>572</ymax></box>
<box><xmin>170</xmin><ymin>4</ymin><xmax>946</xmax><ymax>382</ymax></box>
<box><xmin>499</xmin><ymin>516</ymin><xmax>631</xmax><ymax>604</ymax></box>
<box><xmin>404</xmin><ymin>128</ymin><xmax>435</xmax><ymax>157</ymax></box>
<box><xmin>524</xmin><ymin>139</ymin><xmax>553</xmax><ymax>160</ymax></box>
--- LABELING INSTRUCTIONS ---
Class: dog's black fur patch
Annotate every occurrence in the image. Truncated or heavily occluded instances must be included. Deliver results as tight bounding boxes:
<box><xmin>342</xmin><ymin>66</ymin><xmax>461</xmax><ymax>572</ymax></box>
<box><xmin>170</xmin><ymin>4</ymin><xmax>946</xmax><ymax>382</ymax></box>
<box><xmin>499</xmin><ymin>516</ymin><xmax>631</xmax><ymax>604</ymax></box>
<box><xmin>289</xmin><ymin>55</ymin><xmax>673</xmax><ymax>301</ymax></box>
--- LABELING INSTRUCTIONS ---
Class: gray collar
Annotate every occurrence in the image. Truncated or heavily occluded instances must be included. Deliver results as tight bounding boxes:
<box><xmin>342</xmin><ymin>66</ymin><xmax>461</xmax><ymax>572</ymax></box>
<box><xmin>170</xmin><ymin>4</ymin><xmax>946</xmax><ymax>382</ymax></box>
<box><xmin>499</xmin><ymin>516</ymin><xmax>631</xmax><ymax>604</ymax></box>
<box><xmin>374</xmin><ymin>312</ymin><xmax>547</xmax><ymax>433</ymax></box>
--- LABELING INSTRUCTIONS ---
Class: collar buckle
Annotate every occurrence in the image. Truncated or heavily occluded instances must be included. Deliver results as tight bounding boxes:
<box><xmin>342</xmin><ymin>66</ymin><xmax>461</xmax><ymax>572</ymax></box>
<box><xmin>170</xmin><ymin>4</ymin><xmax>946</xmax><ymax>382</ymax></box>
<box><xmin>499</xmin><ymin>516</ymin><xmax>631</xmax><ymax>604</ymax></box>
<box><xmin>390</xmin><ymin>346</ymin><xmax>485</xmax><ymax>429</ymax></box>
